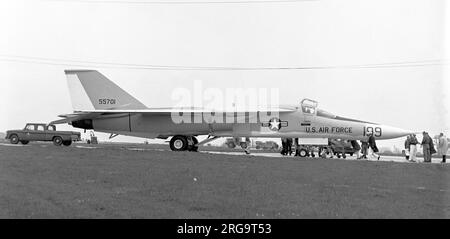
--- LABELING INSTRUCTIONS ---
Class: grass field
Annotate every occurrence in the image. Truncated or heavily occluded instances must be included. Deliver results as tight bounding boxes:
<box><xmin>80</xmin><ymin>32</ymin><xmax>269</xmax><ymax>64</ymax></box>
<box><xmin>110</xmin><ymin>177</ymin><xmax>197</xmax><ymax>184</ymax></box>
<box><xmin>0</xmin><ymin>143</ymin><xmax>449</xmax><ymax>218</ymax></box>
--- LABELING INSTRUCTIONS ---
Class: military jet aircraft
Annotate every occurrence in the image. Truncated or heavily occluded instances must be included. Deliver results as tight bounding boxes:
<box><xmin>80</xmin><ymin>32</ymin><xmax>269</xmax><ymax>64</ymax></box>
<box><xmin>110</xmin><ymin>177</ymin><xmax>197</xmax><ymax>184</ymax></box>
<box><xmin>52</xmin><ymin>70</ymin><xmax>413</xmax><ymax>152</ymax></box>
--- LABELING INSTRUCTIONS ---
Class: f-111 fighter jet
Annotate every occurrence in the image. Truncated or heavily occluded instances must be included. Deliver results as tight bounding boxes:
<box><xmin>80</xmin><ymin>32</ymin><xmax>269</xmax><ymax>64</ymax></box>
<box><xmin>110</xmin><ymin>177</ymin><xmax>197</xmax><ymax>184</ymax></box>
<box><xmin>52</xmin><ymin>70</ymin><xmax>413</xmax><ymax>152</ymax></box>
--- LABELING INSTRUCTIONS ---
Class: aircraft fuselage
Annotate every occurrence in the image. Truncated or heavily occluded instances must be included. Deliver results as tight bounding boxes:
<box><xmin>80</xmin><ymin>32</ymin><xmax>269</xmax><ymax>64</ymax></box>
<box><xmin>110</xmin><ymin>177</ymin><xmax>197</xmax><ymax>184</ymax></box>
<box><xmin>74</xmin><ymin>106</ymin><xmax>411</xmax><ymax>141</ymax></box>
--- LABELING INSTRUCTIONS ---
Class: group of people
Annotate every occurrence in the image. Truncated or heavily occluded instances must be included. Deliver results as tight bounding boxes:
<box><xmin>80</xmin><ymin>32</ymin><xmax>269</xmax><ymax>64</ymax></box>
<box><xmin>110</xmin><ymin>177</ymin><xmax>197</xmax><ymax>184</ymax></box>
<box><xmin>279</xmin><ymin>131</ymin><xmax>449</xmax><ymax>163</ymax></box>
<box><xmin>354</xmin><ymin>132</ymin><xmax>380</xmax><ymax>160</ymax></box>
<box><xmin>404</xmin><ymin>132</ymin><xmax>448</xmax><ymax>163</ymax></box>
<box><xmin>280</xmin><ymin>132</ymin><xmax>381</xmax><ymax>160</ymax></box>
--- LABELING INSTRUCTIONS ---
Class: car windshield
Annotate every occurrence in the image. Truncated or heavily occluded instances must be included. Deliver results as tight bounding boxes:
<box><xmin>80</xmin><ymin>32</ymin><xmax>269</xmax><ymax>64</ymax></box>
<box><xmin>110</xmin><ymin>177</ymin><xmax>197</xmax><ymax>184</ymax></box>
<box><xmin>25</xmin><ymin>125</ymin><xmax>34</xmax><ymax>130</ymax></box>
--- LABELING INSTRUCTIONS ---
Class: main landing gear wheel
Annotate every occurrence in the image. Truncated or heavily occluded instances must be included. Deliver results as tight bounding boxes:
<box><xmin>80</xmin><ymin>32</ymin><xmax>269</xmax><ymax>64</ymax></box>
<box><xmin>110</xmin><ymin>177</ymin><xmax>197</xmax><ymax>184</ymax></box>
<box><xmin>170</xmin><ymin>135</ymin><xmax>188</xmax><ymax>151</ymax></box>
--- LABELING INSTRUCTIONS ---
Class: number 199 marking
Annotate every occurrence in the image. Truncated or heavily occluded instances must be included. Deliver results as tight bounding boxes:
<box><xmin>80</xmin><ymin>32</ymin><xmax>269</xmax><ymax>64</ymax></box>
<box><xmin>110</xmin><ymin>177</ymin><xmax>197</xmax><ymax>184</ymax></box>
<box><xmin>363</xmin><ymin>126</ymin><xmax>382</xmax><ymax>137</ymax></box>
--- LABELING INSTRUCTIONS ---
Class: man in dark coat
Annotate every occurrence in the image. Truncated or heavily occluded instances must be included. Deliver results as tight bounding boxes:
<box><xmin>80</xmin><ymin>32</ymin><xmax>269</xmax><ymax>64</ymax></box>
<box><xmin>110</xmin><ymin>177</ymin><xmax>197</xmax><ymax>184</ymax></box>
<box><xmin>430</xmin><ymin>137</ymin><xmax>437</xmax><ymax>155</ymax></box>
<box><xmin>350</xmin><ymin>140</ymin><xmax>361</xmax><ymax>159</ymax></box>
<box><xmin>368</xmin><ymin>133</ymin><xmax>380</xmax><ymax>160</ymax></box>
<box><xmin>286</xmin><ymin>138</ymin><xmax>293</xmax><ymax>156</ymax></box>
<box><xmin>421</xmin><ymin>132</ymin><xmax>433</xmax><ymax>163</ymax></box>
<box><xmin>360</xmin><ymin>138</ymin><xmax>369</xmax><ymax>159</ymax></box>
<box><xmin>404</xmin><ymin>135</ymin><xmax>411</xmax><ymax>160</ymax></box>
<box><xmin>281</xmin><ymin>138</ymin><xmax>287</xmax><ymax>155</ymax></box>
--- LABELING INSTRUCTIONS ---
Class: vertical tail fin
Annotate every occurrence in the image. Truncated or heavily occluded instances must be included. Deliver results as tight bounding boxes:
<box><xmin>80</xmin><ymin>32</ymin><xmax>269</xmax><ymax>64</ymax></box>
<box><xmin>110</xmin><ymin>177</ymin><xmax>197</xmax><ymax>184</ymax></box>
<box><xmin>64</xmin><ymin>70</ymin><xmax>147</xmax><ymax>111</ymax></box>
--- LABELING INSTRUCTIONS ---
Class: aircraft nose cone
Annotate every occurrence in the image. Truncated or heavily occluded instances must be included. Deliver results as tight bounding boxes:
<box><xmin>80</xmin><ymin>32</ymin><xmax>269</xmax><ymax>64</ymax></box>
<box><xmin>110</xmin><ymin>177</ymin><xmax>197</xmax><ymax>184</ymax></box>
<box><xmin>380</xmin><ymin>125</ymin><xmax>415</xmax><ymax>139</ymax></box>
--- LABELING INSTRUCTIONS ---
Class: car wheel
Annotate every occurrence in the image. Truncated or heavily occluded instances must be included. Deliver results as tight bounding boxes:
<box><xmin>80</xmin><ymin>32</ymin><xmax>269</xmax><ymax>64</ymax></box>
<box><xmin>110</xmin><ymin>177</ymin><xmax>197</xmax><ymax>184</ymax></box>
<box><xmin>170</xmin><ymin>135</ymin><xmax>188</xmax><ymax>151</ymax></box>
<box><xmin>62</xmin><ymin>140</ymin><xmax>72</xmax><ymax>146</ymax></box>
<box><xmin>20</xmin><ymin>140</ymin><xmax>29</xmax><ymax>145</ymax></box>
<box><xmin>10</xmin><ymin>134</ymin><xmax>19</xmax><ymax>144</ymax></box>
<box><xmin>53</xmin><ymin>136</ymin><xmax>63</xmax><ymax>146</ymax></box>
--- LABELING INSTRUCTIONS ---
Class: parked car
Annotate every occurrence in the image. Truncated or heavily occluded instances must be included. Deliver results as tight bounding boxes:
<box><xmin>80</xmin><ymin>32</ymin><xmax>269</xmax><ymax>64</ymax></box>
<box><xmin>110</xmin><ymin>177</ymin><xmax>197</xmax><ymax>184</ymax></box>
<box><xmin>5</xmin><ymin>123</ymin><xmax>81</xmax><ymax>146</ymax></box>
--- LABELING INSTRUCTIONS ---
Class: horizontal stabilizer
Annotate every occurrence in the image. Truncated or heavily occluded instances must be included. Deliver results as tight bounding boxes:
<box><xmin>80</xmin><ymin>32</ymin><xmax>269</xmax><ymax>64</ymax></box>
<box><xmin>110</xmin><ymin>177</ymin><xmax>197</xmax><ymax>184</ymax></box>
<box><xmin>50</xmin><ymin>112</ymin><xmax>102</xmax><ymax>124</ymax></box>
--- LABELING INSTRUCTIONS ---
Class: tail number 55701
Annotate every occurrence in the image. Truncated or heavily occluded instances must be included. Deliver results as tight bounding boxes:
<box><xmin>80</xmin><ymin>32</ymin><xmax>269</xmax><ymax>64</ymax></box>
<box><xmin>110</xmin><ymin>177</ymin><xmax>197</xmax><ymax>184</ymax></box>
<box><xmin>98</xmin><ymin>99</ymin><xmax>116</xmax><ymax>105</ymax></box>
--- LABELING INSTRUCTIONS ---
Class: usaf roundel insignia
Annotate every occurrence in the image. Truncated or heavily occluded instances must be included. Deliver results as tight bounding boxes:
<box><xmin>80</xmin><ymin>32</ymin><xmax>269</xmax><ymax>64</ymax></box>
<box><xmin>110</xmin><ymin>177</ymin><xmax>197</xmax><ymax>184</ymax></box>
<box><xmin>262</xmin><ymin>118</ymin><xmax>288</xmax><ymax>131</ymax></box>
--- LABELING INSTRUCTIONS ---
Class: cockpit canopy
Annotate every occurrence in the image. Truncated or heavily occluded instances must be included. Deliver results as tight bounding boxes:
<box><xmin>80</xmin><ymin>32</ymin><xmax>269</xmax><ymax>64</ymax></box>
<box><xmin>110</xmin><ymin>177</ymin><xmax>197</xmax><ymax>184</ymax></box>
<box><xmin>300</xmin><ymin>98</ymin><xmax>375</xmax><ymax>124</ymax></box>
<box><xmin>300</xmin><ymin>98</ymin><xmax>318</xmax><ymax>114</ymax></box>
<box><xmin>300</xmin><ymin>98</ymin><xmax>337</xmax><ymax>119</ymax></box>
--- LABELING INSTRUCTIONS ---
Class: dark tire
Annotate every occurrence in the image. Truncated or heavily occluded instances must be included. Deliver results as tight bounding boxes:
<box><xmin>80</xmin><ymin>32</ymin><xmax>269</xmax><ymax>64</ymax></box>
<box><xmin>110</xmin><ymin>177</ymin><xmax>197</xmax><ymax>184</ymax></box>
<box><xmin>188</xmin><ymin>137</ymin><xmax>198</xmax><ymax>152</ymax></box>
<box><xmin>53</xmin><ymin>136</ymin><xmax>63</xmax><ymax>146</ymax></box>
<box><xmin>170</xmin><ymin>135</ymin><xmax>188</xmax><ymax>151</ymax></box>
<box><xmin>227</xmin><ymin>142</ymin><xmax>236</xmax><ymax>149</ymax></box>
<box><xmin>62</xmin><ymin>141</ymin><xmax>72</xmax><ymax>146</ymax></box>
<box><xmin>20</xmin><ymin>140</ymin><xmax>29</xmax><ymax>145</ymax></box>
<box><xmin>299</xmin><ymin>149</ymin><xmax>308</xmax><ymax>157</ymax></box>
<box><xmin>10</xmin><ymin>134</ymin><xmax>19</xmax><ymax>144</ymax></box>
<box><xmin>343</xmin><ymin>154</ymin><xmax>347</xmax><ymax>159</ymax></box>
<box><xmin>350</xmin><ymin>153</ymin><xmax>354</xmax><ymax>156</ymax></box>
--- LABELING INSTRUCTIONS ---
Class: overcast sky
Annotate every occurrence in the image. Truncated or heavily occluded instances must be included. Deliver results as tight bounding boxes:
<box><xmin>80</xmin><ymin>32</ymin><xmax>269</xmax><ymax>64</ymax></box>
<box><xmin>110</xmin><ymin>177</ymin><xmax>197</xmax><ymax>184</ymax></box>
<box><xmin>1</xmin><ymin>0</ymin><xmax>449</xmax><ymax>148</ymax></box>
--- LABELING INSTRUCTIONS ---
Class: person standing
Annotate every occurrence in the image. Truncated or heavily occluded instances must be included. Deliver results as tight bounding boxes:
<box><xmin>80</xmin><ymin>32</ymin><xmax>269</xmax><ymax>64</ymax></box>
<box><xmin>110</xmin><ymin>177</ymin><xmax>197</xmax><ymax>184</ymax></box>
<box><xmin>409</xmin><ymin>134</ymin><xmax>419</xmax><ymax>162</ymax></box>
<box><xmin>430</xmin><ymin>135</ymin><xmax>437</xmax><ymax>157</ymax></box>
<box><xmin>350</xmin><ymin>140</ymin><xmax>361</xmax><ymax>159</ymax></box>
<box><xmin>294</xmin><ymin>138</ymin><xmax>300</xmax><ymax>156</ymax></box>
<box><xmin>281</xmin><ymin>138</ymin><xmax>287</xmax><ymax>155</ymax></box>
<box><xmin>286</xmin><ymin>138</ymin><xmax>293</xmax><ymax>156</ymax></box>
<box><xmin>368</xmin><ymin>133</ymin><xmax>380</xmax><ymax>160</ymax></box>
<box><xmin>360</xmin><ymin>138</ymin><xmax>369</xmax><ymax>159</ymax></box>
<box><xmin>438</xmin><ymin>133</ymin><xmax>448</xmax><ymax>163</ymax></box>
<box><xmin>404</xmin><ymin>135</ymin><xmax>411</xmax><ymax>160</ymax></box>
<box><xmin>421</xmin><ymin>132</ymin><xmax>432</xmax><ymax>163</ymax></box>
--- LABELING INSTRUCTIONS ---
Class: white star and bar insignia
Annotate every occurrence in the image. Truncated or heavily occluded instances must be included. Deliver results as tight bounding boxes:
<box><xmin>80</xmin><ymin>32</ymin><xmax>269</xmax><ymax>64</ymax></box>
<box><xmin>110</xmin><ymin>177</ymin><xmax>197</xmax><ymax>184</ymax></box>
<box><xmin>261</xmin><ymin>118</ymin><xmax>288</xmax><ymax>131</ymax></box>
